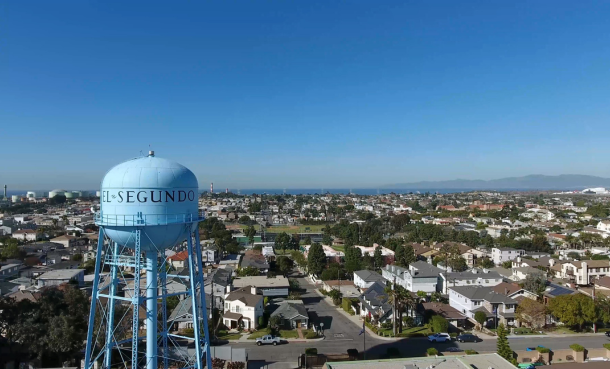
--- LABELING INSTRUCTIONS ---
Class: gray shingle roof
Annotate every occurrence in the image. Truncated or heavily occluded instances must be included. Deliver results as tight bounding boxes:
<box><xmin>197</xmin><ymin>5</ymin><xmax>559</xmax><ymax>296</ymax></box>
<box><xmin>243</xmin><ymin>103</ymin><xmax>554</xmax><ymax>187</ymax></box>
<box><xmin>358</xmin><ymin>281</ymin><xmax>391</xmax><ymax>317</ymax></box>
<box><xmin>445</xmin><ymin>268</ymin><xmax>502</xmax><ymax>281</ymax></box>
<box><xmin>410</xmin><ymin>261</ymin><xmax>443</xmax><ymax>278</ymax></box>
<box><xmin>450</xmin><ymin>286</ymin><xmax>516</xmax><ymax>304</ymax></box>
<box><xmin>354</xmin><ymin>270</ymin><xmax>385</xmax><ymax>283</ymax></box>
<box><xmin>270</xmin><ymin>300</ymin><xmax>308</xmax><ymax>320</ymax></box>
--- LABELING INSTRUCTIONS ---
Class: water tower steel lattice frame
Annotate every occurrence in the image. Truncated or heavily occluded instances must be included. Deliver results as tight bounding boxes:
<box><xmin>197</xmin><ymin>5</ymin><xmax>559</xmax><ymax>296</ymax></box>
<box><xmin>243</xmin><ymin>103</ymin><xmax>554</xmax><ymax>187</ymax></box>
<box><xmin>83</xmin><ymin>153</ymin><xmax>212</xmax><ymax>369</ymax></box>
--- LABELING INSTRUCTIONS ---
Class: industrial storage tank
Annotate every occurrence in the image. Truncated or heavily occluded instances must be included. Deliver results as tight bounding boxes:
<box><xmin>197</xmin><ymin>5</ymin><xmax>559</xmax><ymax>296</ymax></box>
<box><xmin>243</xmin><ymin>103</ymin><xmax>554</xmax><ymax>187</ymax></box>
<box><xmin>26</xmin><ymin>191</ymin><xmax>36</xmax><ymax>198</ymax></box>
<box><xmin>72</xmin><ymin>191</ymin><xmax>82</xmax><ymax>198</ymax></box>
<box><xmin>65</xmin><ymin>192</ymin><xmax>74</xmax><ymax>199</ymax></box>
<box><xmin>11</xmin><ymin>195</ymin><xmax>20</xmax><ymax>203</ymax></box>
<box><xmin>49</xmin><ymin>189</ymin><xmax>66</xmax><ymax>198</ymax></box>
<box><xmin>97</xmin><ymin>151</ymin><xmax>199</xmax><ymax>250</ymax></box>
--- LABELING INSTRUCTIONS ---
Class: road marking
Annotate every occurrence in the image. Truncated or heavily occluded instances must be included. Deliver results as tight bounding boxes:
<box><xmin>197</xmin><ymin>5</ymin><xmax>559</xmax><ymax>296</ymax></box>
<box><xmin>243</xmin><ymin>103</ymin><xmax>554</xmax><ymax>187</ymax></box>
<box><xmin>333</xmin><ymin>334</ymin><xmax>344</xmax><ymax>338</ymax></box>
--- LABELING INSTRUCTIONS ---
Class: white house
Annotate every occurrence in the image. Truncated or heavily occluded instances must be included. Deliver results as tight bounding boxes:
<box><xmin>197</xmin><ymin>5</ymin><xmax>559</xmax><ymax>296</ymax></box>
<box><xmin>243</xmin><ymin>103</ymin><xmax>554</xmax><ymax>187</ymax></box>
<box><xmin>11</xmin><ymin>229</ymin><xmax>40</xmax><ymax>242</ymax></box>
<box><xmin>597</xmin><ymin>220</ymin><xmax>610</xmax><ymax>233</ymax></box>
<box><xmin>552</xmin><ymin>260</ymin><xmax>610</xmax><ymax>285</ymax></box>
<box><xmin>223</xmin><ymin>286</ymin><xmax>264</xmax><ymax>330</ymax></box>
<box><xmin>382</xmin><ymin>261</ymin><xmax>442</xmax><ymax>294</ymax></box>
<box><xmin>448</xmin><ymin>286</ymin><xmax>518</xmax><ymax>327</ymax></box>
<box><xmin>440</xmin><ymin>268</ymin><xmax>503</xmax><ymax>294</ymax></box>
<box><xmin>353</xmin><ymin>270</ymin><xmax>386</xmax><ymax>289</ymax></box>
<box><xmin>491</xmin><ymin>247</ymin><xmax>525</xmax><ymax>265</ymax></box>
<box><xmin>37</xmin><ymin>269</ymin><xmax>85</xmax><ymax>288</ymax></box>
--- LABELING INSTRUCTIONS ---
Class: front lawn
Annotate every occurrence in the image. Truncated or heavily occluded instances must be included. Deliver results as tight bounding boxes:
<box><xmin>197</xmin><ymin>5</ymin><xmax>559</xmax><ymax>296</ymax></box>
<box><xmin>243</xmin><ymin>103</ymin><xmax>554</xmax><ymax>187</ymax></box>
<box><xmin>248</xmin><ymin>330</ymin><xmax>269</xmax><ymax>340</ymax></box>
<box><xmin>377</xmin><ymin>326</ymin><xmax>431</xmax><ymax>338</ymax></box>
<box><xmin>247</xmin><ymin>329</ymin><xmax>299</xmax><ymax>339</ymax></box>
<box><xmin>216</xmin><ymin>332</ymin><xmax>243</xmax><ymax>340</ymax></box>
<box><xmin>513</xmin><ymin>327</ymin><xmax>544</xmax><ymax>335</ymax></box>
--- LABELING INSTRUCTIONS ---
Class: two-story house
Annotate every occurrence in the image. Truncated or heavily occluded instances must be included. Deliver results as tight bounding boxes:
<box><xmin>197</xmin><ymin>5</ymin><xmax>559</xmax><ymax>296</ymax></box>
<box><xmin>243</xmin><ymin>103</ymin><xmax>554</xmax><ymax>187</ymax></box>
<box><xmin>358</xmin><ymin>281</ymin><xmax>393</xmax><ymax>325</ymax></box>
<box><xmin>552</xmin><ymin>260</ymin><xmax>610</xmax><ymax>285</ymax></box>
<box><xmin>223</xmin><ymin>286</ymin><xmax>264</xmax><ymax>330</ymax></box>
<box><xmin>354</xmin><ymin>270</ymin><xmax>386</xmax><ymax>289</ymax></box>
<box><xmin>449</xmin><ymin>286</ymin><xmax>519</xmax><ymax>328</ymax></box>
<box><xmin>382</xmin><ymin>261</ymin><xmax>443</xmax><ymax>294</ymax></box>
<box><xmin>440</xmin><ymin>268</ymin><xmax>503</xmax><ymax>294</ymax></box>
<box><xmin>491</xmin><ymin>247</ymin><xmax>525</xmax><ymax>265</ymax></box>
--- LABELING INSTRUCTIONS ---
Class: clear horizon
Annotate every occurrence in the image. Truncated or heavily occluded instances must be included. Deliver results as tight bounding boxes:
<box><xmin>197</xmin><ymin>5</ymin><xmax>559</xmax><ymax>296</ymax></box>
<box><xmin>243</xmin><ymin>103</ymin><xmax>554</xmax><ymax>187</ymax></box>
<box><xmin>2</xmin><ymin>1</ymin><xmax>610</xmax><ymax>189</ymax></box>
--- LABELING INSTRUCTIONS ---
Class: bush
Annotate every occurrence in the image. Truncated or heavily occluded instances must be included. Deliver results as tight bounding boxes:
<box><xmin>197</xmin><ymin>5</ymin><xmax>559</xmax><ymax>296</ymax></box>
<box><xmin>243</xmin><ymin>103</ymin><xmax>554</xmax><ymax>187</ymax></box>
<box><xmin>536</xmin><ymin>347</ymin><xmax>550</xmax><ymax>353</ymax></box>
<box><xmin>305</xmin><ymin>348</ymin><xmax>318</xmax><ymax>355</ymax></box>
<box><xmin>305</xmin><ymin>331</ymin><xmax>318</xmax><ymax>339</ymax></box>
<box><xmin>570</xmin><ymin>344</ymin><xmax>585</xmax><ymax>352</ymax></box>
<box><xmin>427</xmin><ymin>348</ymin><xmax>439</xmax><ymax>356</ymax></box>
<box><xmin>431</xmin><ymin>315</ymin><xmax>449</xmax><ymax>333</ymax></box>
<box><xmin>604</xmin><ymin>343</ymin><xmax>610</xmax><ymax>350</ymax></box>
<box><xmin>212</xmin><ymin>358</ymin><xmax>226</xmax><ymax>369</ymax></box>
<box><xmin>258</xmin><ymin>316</ymin><xmax>265</xmax><ymax>328</ymax></box>
<box><xmin>449</xmin><ymin>332</ymin><xmax>457</xmax><ymax>338</ymax></box>
<box><xmin>465</xmin><ymin>349</ymin><xmax>478</xmax><ymax>355</ymax></box>
<box><xmin>347</xmin><ymin>349</ymin><xmax>359</xmax><ymax>359</ymax></box>
<box><xmin>227</xmin><ymin>362</ymin><xmax>245</xmax><ymax>369</ymax></box>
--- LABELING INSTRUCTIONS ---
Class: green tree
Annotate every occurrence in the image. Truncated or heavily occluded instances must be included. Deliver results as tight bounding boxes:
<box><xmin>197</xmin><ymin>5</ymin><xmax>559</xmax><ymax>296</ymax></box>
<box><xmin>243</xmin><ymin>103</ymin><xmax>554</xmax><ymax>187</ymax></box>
<box><xmin>496</xmin><ymin>323</ymin><xmax>515</xmax><ymax>363</ymax></box>
<box><xmin>307</xmin><ymin>243</ymin><xmax>327</xmax><ymax>276</ymax></box>
<box><xmin>474</xmin><ymin>311</ymin><xmax>487</xmax><ymax>327</ymax></box>
<box><xmin>394</xmin><ymin>245</ymin><xmax>406</xmax><ymax>267</ymax></box>
<box><xmin>344</xmin><ymin>246</ymin><xmax>362</xmax><ymax>273</ymax></box>
<box><xmin>522</xmin><ymin>273</ymin><xmax>547</xmax><ymax>297</ymax></box>
<box><xmin>549</xmin><ymin>294</ymin><xmax>596</xmax><ymax>331</ymax></box>
<box><xmin>322</xmin><ymin>225</ymin><xmax>333</xmax><ymax>245</ymax></box>
<box><xmin>290</xmin><ymin>250</ymin><xmax>307</xmax><ymax>271</ymax></box>
<box><xmin>275</xmin><ymin>232</ymin><xmax>291</xmax><ymax>254</ymax></box>
<box><xmin>373</xmin><ymin>246</ymin><xmax>384</xmax><ymax>270</ymax></box>
<box><xmin>244</xmin><ymin>225</ymin><xmax>257</xmax><ymax>246</ymax></box>
<box><xmin>1</xmin><ymin>238</ymin><xmax>20</xmax><ymax>259</ymax></box>
<box><xmin>476</xmin><ymin>257</ymin><xmax>494</xmax><ymax>269</ymax></box>
<box><xmin>430</xmin><ymin>315</ymin><xmax>449</xmax><ymax>333</ymax></box>
<box><xmin>276</xmin><ymin>255</ymin><xmax>294</xmax><ymax>276</ymax></box>
<box><xmin>362</xmin><ymin>252</ymin><xmax>374</xmax><ymax>270</ymax></box>
<box><xmin>237</xmin><ymin>266</ymin><xmax>260</xmax><ymax>277</ymax></box>
<box><xmin>402</xmin><ymin>244</ymin><xmax>417</xmax><ymax>268</ymax></box>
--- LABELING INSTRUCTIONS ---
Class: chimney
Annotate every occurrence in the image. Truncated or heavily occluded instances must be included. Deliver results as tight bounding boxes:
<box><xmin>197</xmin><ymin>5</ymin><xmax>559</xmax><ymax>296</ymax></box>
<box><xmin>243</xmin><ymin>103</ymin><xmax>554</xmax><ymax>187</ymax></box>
<box><xmin>505</xmin><ymin>288</ymin><xmax>508</xmax><ymax>295</ymax></box>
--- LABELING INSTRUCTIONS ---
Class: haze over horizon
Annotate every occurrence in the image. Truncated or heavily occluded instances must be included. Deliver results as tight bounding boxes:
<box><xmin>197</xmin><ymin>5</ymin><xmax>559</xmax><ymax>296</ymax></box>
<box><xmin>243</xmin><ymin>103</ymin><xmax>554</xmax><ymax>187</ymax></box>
<box><xmin>2</xmin><ymin>1</ymin><xmax>610</xmax><ymax>189</ymax></box>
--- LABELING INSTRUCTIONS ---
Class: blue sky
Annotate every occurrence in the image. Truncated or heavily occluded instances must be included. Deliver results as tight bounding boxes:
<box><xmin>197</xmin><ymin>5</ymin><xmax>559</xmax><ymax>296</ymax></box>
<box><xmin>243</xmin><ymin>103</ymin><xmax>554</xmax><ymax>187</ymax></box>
<box><xmin>1</xmin><ymin>1</ymin><xmax>610</xmax><ymax>190</ymax></box>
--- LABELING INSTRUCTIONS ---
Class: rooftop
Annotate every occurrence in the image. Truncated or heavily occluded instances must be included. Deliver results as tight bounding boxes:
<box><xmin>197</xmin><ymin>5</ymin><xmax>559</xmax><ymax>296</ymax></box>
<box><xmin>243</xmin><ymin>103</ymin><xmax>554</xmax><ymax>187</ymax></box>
<box><xmin>323</xmin><ymin>353</ymin><xmax>515</xmax><ymax>369</ymax></box>
<box><xmin>232</xmin><ymin>275</ymin><xmax>289</xmax><ymax>289</ymax></box>
<box><xmin>37</xmin><ymin>269</ymin><xmax>84</xmax><ymax>280</ymax></box>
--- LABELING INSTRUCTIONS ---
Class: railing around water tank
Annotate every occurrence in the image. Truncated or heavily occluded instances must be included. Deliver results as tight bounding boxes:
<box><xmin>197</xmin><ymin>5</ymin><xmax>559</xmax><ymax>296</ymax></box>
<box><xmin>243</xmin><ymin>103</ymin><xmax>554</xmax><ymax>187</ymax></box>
<box><xmin>94</xmin><ymin>212</ymin><xmax>205</xmax><ymax>226</ymax></box>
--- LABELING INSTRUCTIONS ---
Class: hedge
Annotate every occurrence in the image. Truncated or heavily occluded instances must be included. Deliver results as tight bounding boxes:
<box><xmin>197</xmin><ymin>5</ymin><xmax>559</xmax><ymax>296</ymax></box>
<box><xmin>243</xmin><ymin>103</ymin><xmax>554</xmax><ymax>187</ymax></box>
<box><xmin>570</xmin><ymin>344</ymin><xmax>585</xmax><ymax>352</ymax></box>
<box><xmin>427</xmin><ymin>348</ymin><xmax>439</xmax><ymax>356</ymax></box>
<box><xmin>305</xmin><ymin>348</ymin><xmax>318</xmax><ymax>355</ymax></box>
<box><xmin>465</xmin><ymin>350</ymin><xmax>478</xmax><ymax>355</ymax></box>
<box><xmin>536</xmin><ymin>347</ymin><xmax>550</xmax><ymax>353</ymax></box>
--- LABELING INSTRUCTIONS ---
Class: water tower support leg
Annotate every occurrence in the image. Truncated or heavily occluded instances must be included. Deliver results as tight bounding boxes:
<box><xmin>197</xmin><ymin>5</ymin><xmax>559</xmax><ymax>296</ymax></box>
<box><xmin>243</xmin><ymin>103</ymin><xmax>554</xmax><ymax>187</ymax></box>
<box><xmin>187</xmin><ymin>232</ymin><xmax>204</xmax><ymax>369</ymax></box>
<box><xmin>132</xmin><ymin>229</ymin><xmax>142</xmax><ymax>369</ymax></box>
<box><xmin>146</xmin><ymin>249</ymin><xmax>158</xmax><ymax>369</ymax></box>
<box><xmin>194</xmin><ymin>231</ymin><xmax>213</xmax><ymax>369</ymax></box>
<box><xmin>84</xmin><ymin>228</ymin><xmax>105</xmax><ymax>369</ymax></box>
<box><xmin>161</xmin><ymin>265</ymin><xmax>168</xmax><ymax>369</ymax></box>
<box><xmin>105</xmin><ymin>241</ymin><xmax>120</xmax><ymax>369</ymax></box>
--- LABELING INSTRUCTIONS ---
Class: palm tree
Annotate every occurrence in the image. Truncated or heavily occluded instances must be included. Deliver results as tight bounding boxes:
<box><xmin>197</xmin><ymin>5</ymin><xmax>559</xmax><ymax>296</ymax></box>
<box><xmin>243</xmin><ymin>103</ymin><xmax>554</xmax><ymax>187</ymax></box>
<box><xmin>384</xmin><ymin>282</ymin><xmax>413</xmax><ymax>335</ymax></box>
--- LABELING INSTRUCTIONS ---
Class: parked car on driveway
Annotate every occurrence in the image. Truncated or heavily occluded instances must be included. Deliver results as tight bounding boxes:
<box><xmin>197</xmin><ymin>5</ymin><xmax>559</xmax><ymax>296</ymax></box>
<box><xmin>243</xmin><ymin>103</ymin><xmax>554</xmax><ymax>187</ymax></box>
<box><xmin>256</xmin><ymin>335</ymin><xmax>282</xmax><ymax>346</ymax></box>
<box><xmin>427</xmin><ymin>333</ymin><xmax>451</xmax><ymax>343</ymax></box>
<box><xmin>456</xmin><ymin>333</ymin><xmax>480</xmax><ymax>343</ymax></box>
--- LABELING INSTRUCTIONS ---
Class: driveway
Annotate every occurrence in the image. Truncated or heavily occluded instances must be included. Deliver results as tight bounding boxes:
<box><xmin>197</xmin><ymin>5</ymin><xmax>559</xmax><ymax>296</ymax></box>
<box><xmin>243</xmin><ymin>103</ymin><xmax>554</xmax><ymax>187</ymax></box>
<box><xmin>296</xmin><ymin>275</ymin><xmax>364</xmax><ymax>341</ymax></box>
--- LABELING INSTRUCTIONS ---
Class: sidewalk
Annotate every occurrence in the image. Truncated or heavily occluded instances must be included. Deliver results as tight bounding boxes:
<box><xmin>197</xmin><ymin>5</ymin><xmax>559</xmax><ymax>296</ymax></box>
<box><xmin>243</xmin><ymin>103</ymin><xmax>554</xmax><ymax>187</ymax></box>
<box><xmin>226</xmin><ymin>333</ymin><xmax>325</xmax><ymax>343</ymax></box>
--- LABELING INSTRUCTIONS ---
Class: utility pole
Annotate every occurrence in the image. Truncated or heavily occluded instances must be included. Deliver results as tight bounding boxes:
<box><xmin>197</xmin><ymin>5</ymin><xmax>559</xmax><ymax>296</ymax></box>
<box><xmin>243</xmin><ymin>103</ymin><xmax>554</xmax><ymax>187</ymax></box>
<box><xmin>393</xmin><ymin>275</ymin><xmax>397</xmax><ymax>336</ymax></box>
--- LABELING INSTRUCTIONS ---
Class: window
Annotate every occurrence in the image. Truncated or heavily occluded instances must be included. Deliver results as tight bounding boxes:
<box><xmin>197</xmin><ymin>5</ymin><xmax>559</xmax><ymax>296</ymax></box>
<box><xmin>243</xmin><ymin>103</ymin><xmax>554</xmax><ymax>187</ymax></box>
<box><xmin>485</xmin><ymin>280</ymin><xmax>489</xmax><ymax>283</ymax></box>
<box><xmin>474</xmin><ymin>301</ymin><xmax>481</xmax><ymax>306</ymax></box>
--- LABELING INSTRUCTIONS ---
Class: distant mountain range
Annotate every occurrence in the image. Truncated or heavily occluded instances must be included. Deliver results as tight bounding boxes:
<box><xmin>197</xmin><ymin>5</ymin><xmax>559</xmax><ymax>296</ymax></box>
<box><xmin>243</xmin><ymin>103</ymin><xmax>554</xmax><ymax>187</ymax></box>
<box><xmin>383</xmin><ymin>175</ymin><xmax>610</xmax><ymax>190</ymax></box>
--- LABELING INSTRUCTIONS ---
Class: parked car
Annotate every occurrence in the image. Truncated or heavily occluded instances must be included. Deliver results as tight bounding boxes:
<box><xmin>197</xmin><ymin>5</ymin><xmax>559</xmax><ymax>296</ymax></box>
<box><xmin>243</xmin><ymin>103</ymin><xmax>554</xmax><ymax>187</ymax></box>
<box><xmin>256</xmin><ymin>335</ymin><xmax>281</xmax><ymax>346</ymax></box>
<box><xmin>456</xmin><ymin>334</ymin><xmax>480</xmax><ymax>343</ymax></box>
<box><xmin>427</xmin><ymin>333</ymin><xmax>451</xmax><ymax>343</ymax></box>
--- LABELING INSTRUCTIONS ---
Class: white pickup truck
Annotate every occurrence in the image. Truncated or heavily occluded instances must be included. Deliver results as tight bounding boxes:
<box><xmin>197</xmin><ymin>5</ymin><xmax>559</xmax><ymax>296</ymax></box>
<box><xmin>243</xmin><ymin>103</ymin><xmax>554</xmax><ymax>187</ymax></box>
<box><xmin>256</xmin><ymin>335</ymin><xmax>282</xmax><ymax>346</ymax></box>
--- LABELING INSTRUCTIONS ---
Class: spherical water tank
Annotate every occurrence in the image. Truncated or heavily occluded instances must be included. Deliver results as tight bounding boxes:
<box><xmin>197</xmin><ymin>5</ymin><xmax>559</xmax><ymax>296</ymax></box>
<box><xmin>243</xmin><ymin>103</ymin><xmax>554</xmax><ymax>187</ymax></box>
<box><xmin>98</xmin><ymin>152</ymin><xmax>199</xmax><ymax>250</ymax></box>
<box><xmin>26</xmin><ymin>191</ymin><xmax>36</xmax><ymax>198</ymax></box>
<box><xmin>49</xmin><ymin>189</ymin><xmax>66</xmax><ymax>198</ymax></box>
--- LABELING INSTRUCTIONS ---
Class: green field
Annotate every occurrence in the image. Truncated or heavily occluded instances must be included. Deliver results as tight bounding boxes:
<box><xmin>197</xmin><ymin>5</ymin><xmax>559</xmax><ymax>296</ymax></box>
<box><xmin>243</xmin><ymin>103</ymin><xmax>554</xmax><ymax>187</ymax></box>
<box><xmin>264</xmin><ymin>225</ymin><xmax>326</xmax><ymax>234</ymax></box>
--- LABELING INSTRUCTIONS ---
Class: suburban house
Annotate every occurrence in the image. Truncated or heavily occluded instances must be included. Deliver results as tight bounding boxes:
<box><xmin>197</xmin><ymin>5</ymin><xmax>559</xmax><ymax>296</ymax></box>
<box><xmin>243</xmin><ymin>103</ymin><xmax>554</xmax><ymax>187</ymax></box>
<box><xmin>419</xmin><ymin>302</ymin><xmax>467</xmax><ymax>329</ymax></box>
<box><xmin>491</xmin><ymin>282</ymin><xmax>538</xmax><ymax>303</ymax></box>
<box><xmin>597</xmin><ymin>220</ymin><xmax>610</xmax><ymax>233</ymax></box>
<box><xmin>542</xmin><ymin>283</ymin><xmax>578</xmax><ymax>306</ymax></box>
<box><xmin>440</xmin><ymin>268</ymin><xmax>503</xmax><ymax>294</ymax></box>
<box><xmin>358</xmin><ymin>281</ymin><xmax>392</xmax><ymax>325</ymax></box>
<box><xmin>303</xmin><ymin>244</ymin><xmax>343</xmax><ymax>263</ymax></box>
<box><xmin>448</xmin><ymin>286</ymin><xmax>519</xmax><ymax>328</ymax></box>
<box><xmin>0</xmin><ymin>263</ymin><xmax>21</xmax><ymax>280</ymax></box>
<box><xmin>382</xmin><ymin>261</ymin><xmax>443</xmax><ymax>294</ymax></box>
<box><xmin>51</xmin><ymin>234</ymin><xmax>83</xmax><ymax>248</ymax></box>
<box><xmin>270</xmin><ymin>300</ymin><xmax>309</xmax><ymax>329</ymax></box>
<box><xmin>223</xmin><ymin>286</ymin><xmax>264</xmax><ymax>330</ymax></box>
<box><xmin>491</xmin><ymin>247</ymin><xmax>526</xmax><ymax>265</ymax></box>
<box><xmin>167</xmin><ymin>291</ymin><xmax>221</xmax><ymax>331</ymax></box>
<box><xmin>239</xmin><ymin>251</ymin><xmax>270</xmax><ymax>274</ymax></box>
<box><xmin>11</xmin><ymin>229</ymin><xmax>40</xmax><ymax>242</ymax></box>
<box><xmin>36</xmin><ymin>269</ymin><xmax>85</xmax><ymax>288</ymax></box>
<box><xmin>433</xmin><ymin>242</ymin><xmax>476</xmax><ymax>268</ymax></box>
<box><xmin>353</xmin><ymin>270</ymin><xmax>386</xmax><ymax>289</ymax></box>
<box><xmin>201</xmin><ymin>244</ymin><xmax>220</xmax><ymax>265</ymax></box>
<box><xmin>231</xmin><ymin>275</ymin><xmax>290</xmax><ymax>297</ymax></box>
<box><xmin>354</xmin><ymin>245</ymin><xmax>395</xmax><ymax>266</ymax></box>
<box><xmin>511</xmin><ymin>266</ymin><xmax>545</xmax><ymax>282</ymax></box>
<box><xmin>168</xmin><ymin>250</ymin><xmax>189</xmax><ymax>269</ymax></box>
<box><xmin>551</xmin><ymin>260</ymin><xmax>610</xmax><ymax>285</ymax></box>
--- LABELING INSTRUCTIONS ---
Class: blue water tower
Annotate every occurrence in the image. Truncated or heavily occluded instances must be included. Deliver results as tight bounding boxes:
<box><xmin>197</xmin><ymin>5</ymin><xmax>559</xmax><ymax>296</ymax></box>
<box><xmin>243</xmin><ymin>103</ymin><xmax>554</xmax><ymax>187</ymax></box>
<box><xmin>84</xmin><ymin>151</ymin><xmax>212</xmax><ymax>369</ymax></box>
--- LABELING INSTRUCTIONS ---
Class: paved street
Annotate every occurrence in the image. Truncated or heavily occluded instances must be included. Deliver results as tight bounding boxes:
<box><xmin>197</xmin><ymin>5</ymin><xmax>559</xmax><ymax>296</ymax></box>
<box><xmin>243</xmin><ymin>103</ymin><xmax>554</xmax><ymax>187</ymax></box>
<box><xmin>223</xmin><ymin>275</ymin><xmax>610</xmax><ymax>367</ymax></box>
